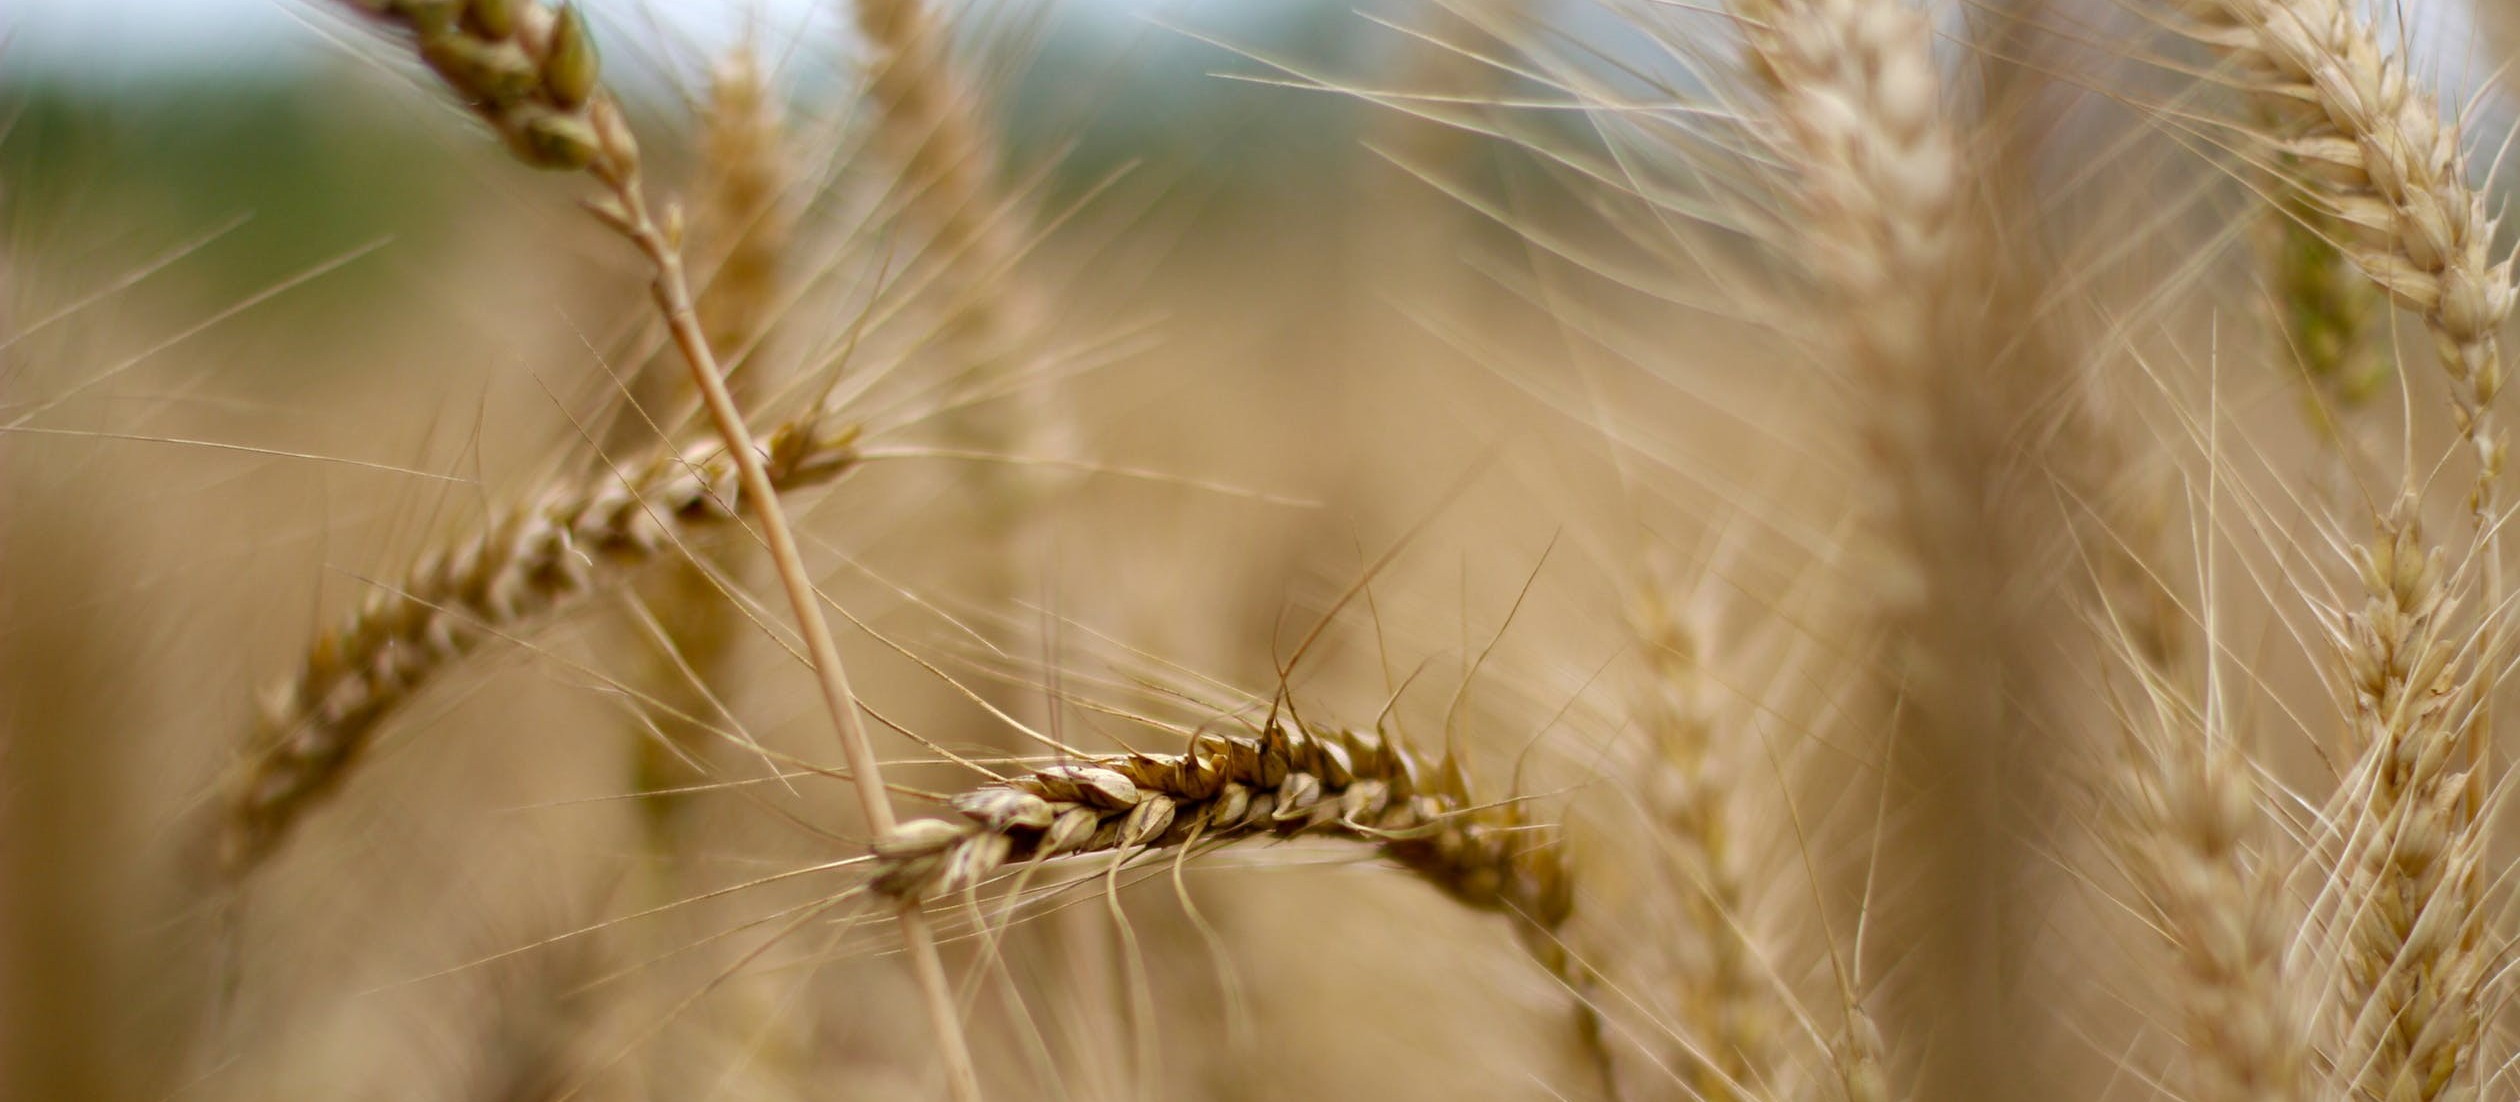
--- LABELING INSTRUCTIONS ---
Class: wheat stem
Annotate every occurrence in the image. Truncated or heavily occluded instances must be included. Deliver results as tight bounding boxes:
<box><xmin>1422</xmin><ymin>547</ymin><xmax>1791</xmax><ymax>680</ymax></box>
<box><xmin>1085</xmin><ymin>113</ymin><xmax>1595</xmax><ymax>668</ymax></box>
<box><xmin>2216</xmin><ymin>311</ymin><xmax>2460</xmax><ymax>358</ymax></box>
<box><xmin>259</xmin><ymin>7</ymin><xmax>986</xmax><ymax>1095</ymax></box>
<box><xmin>586</xmin><ymin>83</ymin><xmax>986</xmax><ymax>1102</ymax></box>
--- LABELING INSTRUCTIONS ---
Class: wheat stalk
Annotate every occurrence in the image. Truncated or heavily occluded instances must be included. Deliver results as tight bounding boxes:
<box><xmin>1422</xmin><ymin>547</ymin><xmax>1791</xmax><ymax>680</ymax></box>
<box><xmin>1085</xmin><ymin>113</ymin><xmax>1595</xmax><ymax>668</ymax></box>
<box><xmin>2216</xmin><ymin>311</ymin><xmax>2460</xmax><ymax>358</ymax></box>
<box><xmin>256</xmin><ymin>5</ymin><xmax>983</xmax><ymax>1096</ymax></box>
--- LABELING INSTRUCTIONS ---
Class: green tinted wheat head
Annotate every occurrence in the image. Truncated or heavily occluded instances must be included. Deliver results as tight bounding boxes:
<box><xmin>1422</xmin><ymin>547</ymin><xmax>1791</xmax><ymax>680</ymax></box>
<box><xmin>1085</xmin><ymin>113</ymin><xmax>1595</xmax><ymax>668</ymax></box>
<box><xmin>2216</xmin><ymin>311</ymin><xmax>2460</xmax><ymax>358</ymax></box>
<box><xmin>345</xmin><ymin>0</ymin><xmax>628</xmax><ymax>175</ymax></box>
<box><xmin>2271</xmin><ymin>188</ymin><xmax>2388</xmax><ymax>420</ymax></box>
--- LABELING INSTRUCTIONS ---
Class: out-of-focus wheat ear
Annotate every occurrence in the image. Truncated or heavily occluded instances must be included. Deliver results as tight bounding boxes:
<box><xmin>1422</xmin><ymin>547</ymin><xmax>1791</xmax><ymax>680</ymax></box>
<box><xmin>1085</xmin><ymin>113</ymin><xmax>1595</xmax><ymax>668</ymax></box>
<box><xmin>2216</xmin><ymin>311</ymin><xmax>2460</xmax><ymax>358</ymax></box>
<box><xmin>622</xmin><ymin>44</ymin><xmax>795</xmax><ymax>859</ymax></box>
<box><xmin>2317</xmin><ymin>497</ymin><xmax>2491</xmax><ymax>1102</ymax></box>
<box><xmin>2179</xmin><ymin>0</ymin><xmax>2515</xmax><ymax>524</ymax></box>
<box><xmin>1728</xmin><ymin>0</ymin><xmax>2043</xmax><ymax>1096</ymax></box>
<box><xmin>1626</xmin><ymin>572</ymin><xmax>1786</xmax><ymax>1101</ymax></box>
<box><xmin>224</xmin><ymin>423</ymin><xmax>864</xmax><ymax>877</ymax></box>
<box><xmin>2104</xmin><ymin>656</ymin><xmax>2309</xmax><ymax>1102</ymax></box>
<box><xmin>2269</xmin><ymin>191</ymin><xmax>2387</xmax><ymax>429</ymax></box>
<box><xmin>692</xmin><ymin>49</ymin><xmax>792</xmax><ymax>373</ymax></box>
<box><xmin>846</xmin><ymin>0</ymin><xmax>1048</xmax><ymax>465</ymax></box>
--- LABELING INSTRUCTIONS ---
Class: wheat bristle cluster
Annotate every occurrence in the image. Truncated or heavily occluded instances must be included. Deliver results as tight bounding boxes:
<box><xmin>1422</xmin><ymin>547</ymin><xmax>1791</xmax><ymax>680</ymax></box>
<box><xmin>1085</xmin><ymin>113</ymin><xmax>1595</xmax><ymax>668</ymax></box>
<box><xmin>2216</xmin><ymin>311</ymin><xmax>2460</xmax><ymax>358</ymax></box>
<box><xmin>225</xmin><ymin>419</ymin><xmax>862</xmax><ymax>875</ymax></box>
<box><xmin>2321</xmin><ymin>500</ymin><xmax>2491</xmax><ymax>1102</ymax></box>
<box><xmin>2184</xmin><ymin>0</ymin><xmax>2515</xmax><ymax>514</ymax></box>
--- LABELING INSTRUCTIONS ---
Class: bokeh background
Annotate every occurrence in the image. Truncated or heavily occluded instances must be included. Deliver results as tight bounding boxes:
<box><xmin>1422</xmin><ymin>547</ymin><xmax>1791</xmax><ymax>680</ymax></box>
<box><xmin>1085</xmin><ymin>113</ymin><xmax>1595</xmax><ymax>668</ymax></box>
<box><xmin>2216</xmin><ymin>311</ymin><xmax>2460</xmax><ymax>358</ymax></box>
<box><xmin>8</xmin><ymin>1</ymin><xmax>2520</xmax><ymax>1100</ymax></box>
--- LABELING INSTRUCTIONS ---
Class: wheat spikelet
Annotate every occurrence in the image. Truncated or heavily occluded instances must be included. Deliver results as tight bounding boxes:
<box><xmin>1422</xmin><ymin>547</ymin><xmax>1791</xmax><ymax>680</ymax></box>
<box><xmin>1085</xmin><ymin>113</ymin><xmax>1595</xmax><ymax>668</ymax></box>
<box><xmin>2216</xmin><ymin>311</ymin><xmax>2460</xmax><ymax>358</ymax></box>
<box><xmin>2317</xmin><ymin>498</ymin><xmax>2490</xmax><ymax>1102</ymax></box>
<box><xmin>2181</xmin><ymin>0</ymin><xmax>2515</xmax><ymax>518</ymax></box>
<box><xmin>225</xmin><ymin>420</ymin><xmax>862</xmax><ymax>875</ymax></box>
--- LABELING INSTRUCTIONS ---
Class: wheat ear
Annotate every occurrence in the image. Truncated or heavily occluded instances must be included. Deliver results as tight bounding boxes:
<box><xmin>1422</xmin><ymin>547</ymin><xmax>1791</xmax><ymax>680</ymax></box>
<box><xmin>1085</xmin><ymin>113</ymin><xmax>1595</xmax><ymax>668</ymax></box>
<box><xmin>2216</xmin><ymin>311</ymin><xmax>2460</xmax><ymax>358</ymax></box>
<box><xmin>2318</xmin><ymin>499</ymin><xmax>2489</xmax><ymax>1102</ymax></box>
<box><xmin>226</xmin><ymin>421</ymin><xmax>862</xmax><ymax>873</ymax></box>
<box><xmin>264</xmin><ymin>6</ymin><xmax>982</xmax><ymax>1096</ymax></box>
<box><xmin>1627</xmin><ymin>579</ymin><xmax>1785</xmax><ymax>1100</ymax></box>
<box><xmin>2182</xmin><ymin>0</ymin><xmax>2515</xmax><ymax>518</ymax></box>
<box><xmin>869</xmin><ymin>718</ymin><xmax>1605</xmax><ymax>1074</ymax></box>
<box><xmin>1728</xmin><ymin>0</ymin><xmax>2007</xmax><ymax>1093</ymax></box>
<box><xmin>849</xmin><ymin>0</ymin><xmax>1030</xmax><ymax>344</ymax></box>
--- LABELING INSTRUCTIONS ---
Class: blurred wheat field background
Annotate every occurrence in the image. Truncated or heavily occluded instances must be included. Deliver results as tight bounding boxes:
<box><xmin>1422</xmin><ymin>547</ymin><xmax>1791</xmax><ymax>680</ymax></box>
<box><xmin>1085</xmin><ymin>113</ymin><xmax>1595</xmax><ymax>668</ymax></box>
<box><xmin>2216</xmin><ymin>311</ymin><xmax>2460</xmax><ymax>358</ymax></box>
<box><xmin>6</xmin><ymin>0</ymin><xmax>2520</xmax><ymax>1099</ymax></box>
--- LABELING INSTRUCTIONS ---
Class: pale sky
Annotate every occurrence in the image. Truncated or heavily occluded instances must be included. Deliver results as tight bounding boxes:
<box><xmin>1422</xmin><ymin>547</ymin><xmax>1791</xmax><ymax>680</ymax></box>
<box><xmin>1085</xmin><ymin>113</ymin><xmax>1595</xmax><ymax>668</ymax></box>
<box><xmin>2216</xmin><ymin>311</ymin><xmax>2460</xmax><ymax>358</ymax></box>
<box><xmin>0</xmin><ymin>0</ymin><xmax>1233</xmax><ymax>84</ymax></box>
